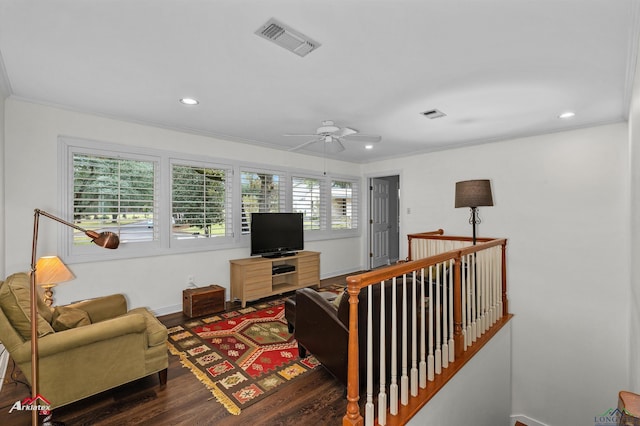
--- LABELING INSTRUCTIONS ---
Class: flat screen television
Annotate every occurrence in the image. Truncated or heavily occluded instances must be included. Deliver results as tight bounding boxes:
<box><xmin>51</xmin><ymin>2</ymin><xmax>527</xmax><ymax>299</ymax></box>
<box><xmin>250</xmin><ymin>212</ymin><xmax>304</xmax><ymax>257</ymax></box>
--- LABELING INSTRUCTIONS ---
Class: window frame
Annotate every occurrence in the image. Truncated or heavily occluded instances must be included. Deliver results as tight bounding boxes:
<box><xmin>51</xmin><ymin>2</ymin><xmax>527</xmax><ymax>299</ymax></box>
<box><xmin>59</xmin><ymin>137</ymin><xmax>361</xmax><ymax>263</ymax></box>
<box><xmin>169</xmin><ymin>158</ymin><xmax>235</xmax><ymax>250</ymax></box>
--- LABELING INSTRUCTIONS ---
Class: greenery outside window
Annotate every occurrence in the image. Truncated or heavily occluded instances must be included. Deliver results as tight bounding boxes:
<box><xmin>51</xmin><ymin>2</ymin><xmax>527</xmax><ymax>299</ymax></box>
<box><xmin>331</xmin><ymin>180</ymin><xmax>358</xmax><ymax>230</ymax></box>
<box><xmin>73</xmin><ymin>153</ymin><xmax>157</xmax><ymax>245</ymax></box>
<box><xmin>240</xmin><ymin>170</ymin><xmax>284</xmax><ymax>233</ymax></box>
<box><xmin>171</xmin><ymin>163</ymin><xmax>233</xmax><ymax>240</ymax></box>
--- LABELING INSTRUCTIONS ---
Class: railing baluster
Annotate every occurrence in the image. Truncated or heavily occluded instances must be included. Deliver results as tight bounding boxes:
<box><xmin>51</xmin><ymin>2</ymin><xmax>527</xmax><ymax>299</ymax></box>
<box><xmin>365</xmin><ymin>286</ymin><xmax>374</xmax><ymax>426</ymax></box>
<box><xmin>434</xmin><ymin>264</ymin><xmax>442</xmax><ymax>375</ymax></box>
<box><xmin>411</xmin><ymin>271</ymin><xmax>418</xmax><ymax>396</ymax></box>
<box><xmin>471</xmin><ymin>252</ymin><xmax>478</xmax><ymax>343</ymax></box>
<box><xmin>483</xmin><ymin>250</ymin><xmax>490</xmax><ymax>333</ymax></box>
<box><xmin>401</xmin><ymin>274</ymin><xmax>409</xmax><ymax>405</ymax></box>
<box><xmin>390</xmin><ymin>276</ymin><xmax>398</xmax><ymax>415</ymax></box>
<box><xmin>377</xmin><ymin>280</ymin><xmax>387</xmax><ymax>425</ymax></box>
<box><xmin>419</xmin><ymin>268</ymin><xmax>427</xmax><ymax>389</ymax></box>
<box><xmin>497</xmin><ymin>246</ymin><xmax>503</xmax><ymax>321</ymax></box>
<box><xmin>462</xmin><ymin>254</ymin><xmax>468</xmax><ymax>351</ymax></box>
<box><xmin>427</xmin><ymin>266</ymin><xmax>435</xmax><ymax>382</ymax></box>
<box><xmin>441</xmin><ymin>261</ymin><xmax>449</xmax><ymax>369</ymax></box>
<box><xmin>448</xmin><ymin>259</ymin><xmax>455</xmax><ymax>363</ymax></box>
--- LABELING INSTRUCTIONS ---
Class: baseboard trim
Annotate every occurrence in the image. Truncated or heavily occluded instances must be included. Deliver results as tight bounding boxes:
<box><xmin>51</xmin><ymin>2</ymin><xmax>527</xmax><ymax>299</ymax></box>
<box><xmin>152</xmin><ymin>304</ymin><xmax>182</xmax><ymax>317</ymax></box>
<box><xmin>511</xmin><ymin>414</ymin><xmax>551</xmax><ymax>426</ymax></box>
<box><xmin>321</xmin><ymin>268</ymin><xmax>364</xmax><ymax>280</ymax></box>
<box><xmin>152</xmin><ymin>270</ymin><xmax>361</xmax><ymax>317</ymax></box>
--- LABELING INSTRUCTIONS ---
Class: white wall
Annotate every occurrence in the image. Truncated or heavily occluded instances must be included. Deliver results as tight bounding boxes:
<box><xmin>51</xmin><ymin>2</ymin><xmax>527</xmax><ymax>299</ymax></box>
<box><xmin>3</xmin><ymin>99</ymin><xmax>364</xmax><ymax>314</ymax></box>
<box><xmin>0</xmin><ymin>81</ymin><xmax>6</xmax><ymax>279</ymax></box>
<box><xmin>628</xmin><ymin>34</ymin><xmax>640</xmax><ymax>393</ymax></box>
<box><xmin>408</xmin><ymin>322</ymin><xmax>512</xmax><ymax>426</ymax></box>
<box><xmin>363</xmin><ymin>122</ymin><xmax>630</xmax><ymax>426</ymax></box>
<box><xmin>0</xmin><ymin>56</ymin><xmax>8</xmax><ymax>393</ymax></box>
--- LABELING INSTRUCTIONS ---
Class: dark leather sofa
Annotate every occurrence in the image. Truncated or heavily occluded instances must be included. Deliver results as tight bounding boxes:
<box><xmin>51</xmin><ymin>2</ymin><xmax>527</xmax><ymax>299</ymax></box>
<box><xmin>291</xmin><ymin>278</ymin><xmax>423</xmax><ymax>387</ymax></box>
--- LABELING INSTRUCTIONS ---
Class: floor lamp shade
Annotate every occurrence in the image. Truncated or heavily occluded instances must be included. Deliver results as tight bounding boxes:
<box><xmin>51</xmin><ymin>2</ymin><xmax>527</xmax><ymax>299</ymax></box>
<box><xmin>455</xmin><ymin>179</ymin><xmax>494</xmax><ymax>245</ymax></box>
<box><xmin>455</xmin><ymin>179</ymin><xmax>494</xmax><ymax>208</ymax></box>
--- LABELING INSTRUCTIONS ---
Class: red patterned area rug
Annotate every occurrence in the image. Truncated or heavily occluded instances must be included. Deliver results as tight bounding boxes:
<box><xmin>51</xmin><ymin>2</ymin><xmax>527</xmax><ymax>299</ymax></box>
<box><xmin>166</xmin><ymin>299</ymin><xmax>320</xmax><ymax>415</ymax></box>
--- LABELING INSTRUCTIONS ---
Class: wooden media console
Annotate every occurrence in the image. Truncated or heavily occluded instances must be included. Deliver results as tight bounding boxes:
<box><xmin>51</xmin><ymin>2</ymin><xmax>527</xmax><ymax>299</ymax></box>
<box><xmin>229</xmin><ymin>251</ymin><xmax>320</xmax><ymax>307</ymax></box>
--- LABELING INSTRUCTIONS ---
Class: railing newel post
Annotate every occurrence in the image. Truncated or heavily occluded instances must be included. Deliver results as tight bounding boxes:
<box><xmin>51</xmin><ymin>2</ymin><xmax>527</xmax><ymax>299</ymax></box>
<box><xmin>343</xmin><ymin>278</ymin><xmax>364</xmax><ymax>426</ymax></box>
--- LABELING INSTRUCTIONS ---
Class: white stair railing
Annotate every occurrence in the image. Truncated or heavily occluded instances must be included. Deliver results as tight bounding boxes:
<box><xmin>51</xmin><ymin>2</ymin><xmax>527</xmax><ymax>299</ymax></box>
<box><xmin>346</xmin><ymin>234</ymin><xmax>508</xmax><ymax>426</ymax></box>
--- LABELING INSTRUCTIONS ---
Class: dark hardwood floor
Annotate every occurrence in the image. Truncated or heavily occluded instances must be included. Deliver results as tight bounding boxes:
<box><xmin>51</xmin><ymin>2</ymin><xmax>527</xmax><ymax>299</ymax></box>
<box><xmin>0</xmin><ymin>273</ymin><xmax>361</xmax><ymax>426</ymax></box>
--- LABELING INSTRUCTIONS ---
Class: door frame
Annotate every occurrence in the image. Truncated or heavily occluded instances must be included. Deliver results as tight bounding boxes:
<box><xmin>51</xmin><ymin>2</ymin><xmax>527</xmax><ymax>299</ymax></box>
<box><xmin>365</xmin><ymin>171</ymin><xmax>402</xmax><ymax>270</ymax></box>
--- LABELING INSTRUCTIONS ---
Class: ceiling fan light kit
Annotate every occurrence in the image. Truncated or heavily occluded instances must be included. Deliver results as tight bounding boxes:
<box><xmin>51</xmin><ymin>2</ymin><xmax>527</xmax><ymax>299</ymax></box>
<box><xmin>285</xmin><ymin>120</ymin><xmax>381</xmax><ymax>153</ymax></box>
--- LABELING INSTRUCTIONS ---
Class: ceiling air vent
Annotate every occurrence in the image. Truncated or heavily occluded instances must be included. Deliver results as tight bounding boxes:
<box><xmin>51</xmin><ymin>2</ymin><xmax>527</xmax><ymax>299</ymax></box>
<box><xmin>421</xmin><ymin>109</ymin><xmax>447</xmax><ymax>119</ymax></box>
<box><xmin>255</xmin><ymin>18</ymin><xmax>321</xmax><ymax>57</ymax></box>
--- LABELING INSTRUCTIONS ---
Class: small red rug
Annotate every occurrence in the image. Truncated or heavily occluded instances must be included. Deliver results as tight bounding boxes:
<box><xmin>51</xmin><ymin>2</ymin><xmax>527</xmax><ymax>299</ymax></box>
<box><xmin>166</xmin><ymin>299</ymin><xmax>319</xmax><ymax>415</ymax></box>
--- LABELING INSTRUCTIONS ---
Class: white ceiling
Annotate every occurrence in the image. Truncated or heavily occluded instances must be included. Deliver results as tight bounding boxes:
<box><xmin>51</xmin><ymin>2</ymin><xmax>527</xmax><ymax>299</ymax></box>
<box><xmin>0</xmin><ymin>0</ymin><xmax>638</xmax><ymax>163</ymax></box>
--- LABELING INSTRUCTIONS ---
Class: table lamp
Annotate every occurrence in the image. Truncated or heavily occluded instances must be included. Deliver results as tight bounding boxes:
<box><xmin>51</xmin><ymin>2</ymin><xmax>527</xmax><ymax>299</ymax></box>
<box><xmin>34</xmin><ymin>256</ymin><xmax>75</xmax><ymax>306</ymax></box>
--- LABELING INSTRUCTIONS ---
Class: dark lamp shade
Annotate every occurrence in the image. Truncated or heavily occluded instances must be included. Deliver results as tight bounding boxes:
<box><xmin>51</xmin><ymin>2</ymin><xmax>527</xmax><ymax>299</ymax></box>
<box><xmin>455</xmin><ymin>179</ymin><xmax>494</xmax><ymax>208</ymax></box>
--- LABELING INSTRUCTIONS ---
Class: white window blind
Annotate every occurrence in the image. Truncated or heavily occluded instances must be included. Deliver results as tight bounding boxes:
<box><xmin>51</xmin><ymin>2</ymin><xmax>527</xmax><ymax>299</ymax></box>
<box><xmin>72</xmin><ymin>153</ymin><xmax>157</xmax><ymax>244</ymax></box>
<box><xmin>172</xmin><ymin>163</ymin><xmax>233</xmax><ymax>239</ymax></box>
<box><xmin>292</xmin><ymin>176</ymin><xmax>324</xmax><ymax>230</ymax></box>
<box><xmin>331</xmin><ymin>180</ymin><xmax>358</xmax><ymax>230</ymax></box>
<box><xmin>240</xmin><ymin>171</ymin><xmax>284</xmax><ymax>233</ymax></box>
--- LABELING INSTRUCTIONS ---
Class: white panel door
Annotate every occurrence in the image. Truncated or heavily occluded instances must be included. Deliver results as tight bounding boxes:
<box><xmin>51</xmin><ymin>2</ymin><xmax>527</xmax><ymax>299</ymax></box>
<box><xmin>370</xmin><ymin>178</ymin><xmax>390</xmax><ymax>268</ymax></box>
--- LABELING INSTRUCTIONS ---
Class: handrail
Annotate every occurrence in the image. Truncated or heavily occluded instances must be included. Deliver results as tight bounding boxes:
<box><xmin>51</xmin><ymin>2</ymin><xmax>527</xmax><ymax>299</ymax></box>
<box><xmin>343</xmin><ymin>231</ymin><xmax>509</xmax><ymax>426</ymax></box>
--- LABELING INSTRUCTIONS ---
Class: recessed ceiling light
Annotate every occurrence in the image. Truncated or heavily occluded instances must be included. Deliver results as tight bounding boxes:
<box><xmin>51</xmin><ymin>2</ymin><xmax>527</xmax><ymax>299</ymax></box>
<box><xmin>558</xmin><ymin>111</ymin><xmax>575</xmax><ymax>119</ymax></box>
<box><xmin>180</xmin><ymin>98</ymin><xmax>199</xmax><ymax>105</ymax></box>
<box><xmin>365</xmin><ymin>145</ymin><xmax>374</xmax><ymax>150</ymax></box>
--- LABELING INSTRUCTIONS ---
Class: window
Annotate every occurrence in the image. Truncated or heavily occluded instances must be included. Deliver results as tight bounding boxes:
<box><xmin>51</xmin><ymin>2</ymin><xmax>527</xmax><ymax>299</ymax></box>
<box><xmin>171</xmin><ymin>163</ymin><xmax>233</xmax><ymax>240</ymax></box>
<box><xmin>62</xmin><ymin>138</ymin><xmax>360</xmax><ymax>262</ymax></box>
<box><xmin>72</xmin><ymin>153</ymin><xmax>157</xmax><ymax>245</ymax></box>
<box><xmin>292</xmin><ymin>176</ymin><xmax>323</xmax><ymax>230</ymax></box>
<box><xmin>240</xmin><ymin>171</ymin><xmax>284</xmax><ymax>233</ymax></box>
<box><xmin>331</xmin><ymin>180</ymin><xmax>358</xmax><ymax>230</ymax></box>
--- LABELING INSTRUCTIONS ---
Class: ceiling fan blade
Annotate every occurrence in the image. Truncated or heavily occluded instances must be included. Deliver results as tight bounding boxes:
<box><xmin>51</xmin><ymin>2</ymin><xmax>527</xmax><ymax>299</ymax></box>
<box><xmin>341</xmin><ymin>133</ymin><xmax>382</xmax><ymax>143</ymax></box>
<box><xmin>334</xmin><ymin>127</ymin><xmax>358</xmax><ymax>138</ymax></box>
<box><xmin>284</xmin><ymin>133</ymin><xmax>320</xmax><ymax>137</ymax></box>
<box><xmin>332</xmin><ymin>138</ymin><xmax>346</xmax><ymax>152</ymax></box>
<box><xmin>288</xmin><ymin>138</ymin><xmax>320</xmax><ymax>152</ymax></box>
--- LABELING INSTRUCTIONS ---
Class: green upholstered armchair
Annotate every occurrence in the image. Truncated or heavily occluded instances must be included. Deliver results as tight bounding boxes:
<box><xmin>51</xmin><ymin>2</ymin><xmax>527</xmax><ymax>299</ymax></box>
<box><xmin>0</xmin><ymin>272</ymin><xmax>168</xmax><ymax>410</ymax></box>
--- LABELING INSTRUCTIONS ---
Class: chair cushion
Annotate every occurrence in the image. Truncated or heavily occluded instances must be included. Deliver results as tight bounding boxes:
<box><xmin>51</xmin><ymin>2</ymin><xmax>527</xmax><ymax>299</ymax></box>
<box><xmin>51</xmin><ymin>306</ymin><xmax>92</xmax><ymax>331</ymax></box>
<box><xmin>0</xmin><ymin>273</ymin><xmax>55</xmax><ymax>339</ymax></box>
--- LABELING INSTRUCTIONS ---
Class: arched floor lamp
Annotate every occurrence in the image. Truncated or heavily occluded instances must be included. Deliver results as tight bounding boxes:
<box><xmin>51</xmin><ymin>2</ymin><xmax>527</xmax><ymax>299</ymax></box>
<box><xmin>29</xmin><ymin>209</ymin><xmax>119</xmax><ymax>425</ymax></box>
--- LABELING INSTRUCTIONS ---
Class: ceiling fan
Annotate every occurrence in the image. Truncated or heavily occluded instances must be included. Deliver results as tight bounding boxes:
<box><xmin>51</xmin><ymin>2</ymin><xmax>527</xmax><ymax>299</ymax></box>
<box><xmin>285</xmin><ymin>120</ymin><xmax>381</xmax><ymax>153</ymax></box>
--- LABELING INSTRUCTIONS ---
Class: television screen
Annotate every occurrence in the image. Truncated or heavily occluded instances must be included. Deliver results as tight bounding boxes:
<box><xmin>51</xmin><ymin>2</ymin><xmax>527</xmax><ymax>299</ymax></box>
<box><xmin>250</xmin><ymin>212</ymin><xmax>304</xmax><ymax>257</ymax></box>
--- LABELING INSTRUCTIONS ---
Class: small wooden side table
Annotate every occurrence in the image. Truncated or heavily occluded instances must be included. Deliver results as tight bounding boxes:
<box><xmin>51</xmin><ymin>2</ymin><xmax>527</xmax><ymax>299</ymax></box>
<box><xmin>182</xmin><ymin>285</ymin><xmax>225</xmax><ymax>318</ymax></box>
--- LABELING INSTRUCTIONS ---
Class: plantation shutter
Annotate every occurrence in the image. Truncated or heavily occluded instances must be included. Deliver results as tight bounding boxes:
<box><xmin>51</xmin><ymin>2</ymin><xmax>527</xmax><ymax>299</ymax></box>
<box><xmin>72</xmin><ymin>153</ymin><xmax>157</xmax><ymax>244</ymax></box>
<box><xmin>171</xmin><ymin>163</ymin><xmax>233</xmax><ymax>239</ymax></box>
<box><xmin>240</xmin><ymin>170</ymin><xmax>285</xmax><ymax>233</ymax></box>
<box><xmin>331</xmin><ymin>180</ymin><xmax>358</xmax><ymax>230</ymax></box>
<box><xmin>292</xmin><ymin>176</ymin><xmax>325</xmax><ymax>230</ymax></box>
